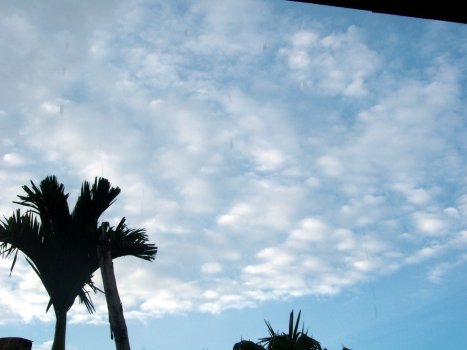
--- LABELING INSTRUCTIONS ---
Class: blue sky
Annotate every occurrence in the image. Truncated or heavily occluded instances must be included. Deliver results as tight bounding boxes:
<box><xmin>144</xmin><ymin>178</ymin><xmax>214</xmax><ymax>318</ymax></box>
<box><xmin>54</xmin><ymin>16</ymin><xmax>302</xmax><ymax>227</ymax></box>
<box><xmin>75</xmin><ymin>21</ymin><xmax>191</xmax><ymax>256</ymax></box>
<box><xmin>1</xmin><ymin>1</ymin><xmax>466</xmax><ymax>349</ymax></box>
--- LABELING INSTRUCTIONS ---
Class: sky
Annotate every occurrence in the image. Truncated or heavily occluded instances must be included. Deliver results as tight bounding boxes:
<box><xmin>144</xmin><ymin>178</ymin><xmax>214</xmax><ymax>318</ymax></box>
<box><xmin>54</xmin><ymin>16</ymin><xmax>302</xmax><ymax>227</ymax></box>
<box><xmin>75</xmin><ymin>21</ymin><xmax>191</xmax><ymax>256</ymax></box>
<box><xmin>0</xmin><ymin>1</ymin><xmax>466</xmax><ymax>349</ymax></box>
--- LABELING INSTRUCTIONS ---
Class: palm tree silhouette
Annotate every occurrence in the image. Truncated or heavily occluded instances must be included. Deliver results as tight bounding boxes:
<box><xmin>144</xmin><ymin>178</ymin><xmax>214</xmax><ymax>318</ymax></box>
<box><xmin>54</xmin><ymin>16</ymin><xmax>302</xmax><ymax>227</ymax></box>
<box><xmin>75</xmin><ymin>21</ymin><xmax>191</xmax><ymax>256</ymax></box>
<box><xmin>0</xmin><ymin>176</ymin><xmax>157</xmax><ymax>350</ymax></box>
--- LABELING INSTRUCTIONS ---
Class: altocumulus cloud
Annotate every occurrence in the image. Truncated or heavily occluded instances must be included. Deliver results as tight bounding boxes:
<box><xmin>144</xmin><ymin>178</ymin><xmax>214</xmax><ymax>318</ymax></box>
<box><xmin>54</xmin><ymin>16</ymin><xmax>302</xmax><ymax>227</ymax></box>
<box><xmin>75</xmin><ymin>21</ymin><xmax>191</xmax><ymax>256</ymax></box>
<box><xmin>0</xmin><ymin>0</ymin><xmax>466</xmax><ymax>325</ymax></box>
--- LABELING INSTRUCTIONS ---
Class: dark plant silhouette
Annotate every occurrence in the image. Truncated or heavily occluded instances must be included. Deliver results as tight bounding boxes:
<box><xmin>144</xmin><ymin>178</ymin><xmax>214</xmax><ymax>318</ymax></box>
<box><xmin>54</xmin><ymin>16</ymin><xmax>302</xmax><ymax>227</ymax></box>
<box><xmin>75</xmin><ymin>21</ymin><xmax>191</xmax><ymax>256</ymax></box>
<box><xmin>233</xmin><ymin>310</ymin><xmax>351</xmax><ymax>350</ymax></box>
<box><xmin>234</xmin><ymin>340</ymin><xmax>265</xmax><ymax>350</ymax></box>
<box><xmin>259</xmin><ymin>310</ymin><xmax>322</xmax><ymax>350</ymax></box>
<box><xmin>0</xmin><ymin>176</ymin><xmax>157</xmax><ymax>350</ymax></box>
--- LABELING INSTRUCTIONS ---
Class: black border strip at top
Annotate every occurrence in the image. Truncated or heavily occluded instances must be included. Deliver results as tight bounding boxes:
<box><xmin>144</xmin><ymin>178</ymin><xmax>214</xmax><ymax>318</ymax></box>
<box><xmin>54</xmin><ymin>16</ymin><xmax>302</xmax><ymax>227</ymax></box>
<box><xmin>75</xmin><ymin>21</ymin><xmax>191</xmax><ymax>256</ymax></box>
<box><xmin>287</xmin><ymin>0</ymin><xmax>467</xmax><ymax>24</ymax></box>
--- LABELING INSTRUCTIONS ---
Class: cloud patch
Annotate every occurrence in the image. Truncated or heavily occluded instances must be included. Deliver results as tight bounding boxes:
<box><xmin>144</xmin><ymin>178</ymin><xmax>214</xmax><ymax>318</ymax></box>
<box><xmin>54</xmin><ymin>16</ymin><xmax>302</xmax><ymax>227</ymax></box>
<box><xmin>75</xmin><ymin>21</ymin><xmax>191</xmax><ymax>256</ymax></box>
<box><xmin>280</xmin><ymin>25</ymin><xmax>380</xmax><ymax>97</ymax></box>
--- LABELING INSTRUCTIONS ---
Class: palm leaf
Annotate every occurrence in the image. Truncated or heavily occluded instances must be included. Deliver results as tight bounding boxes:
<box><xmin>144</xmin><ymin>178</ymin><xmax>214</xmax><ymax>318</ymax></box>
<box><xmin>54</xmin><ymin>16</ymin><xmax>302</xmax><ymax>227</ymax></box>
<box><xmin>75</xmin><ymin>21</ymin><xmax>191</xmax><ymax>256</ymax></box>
<box><xmin>1</xmin><ymin>210</ymin><xmax>43</xmax><ymax>274</ymax></box>
<box><xmin>72</xmin><ymin>177</ymin><xmax>121</xmax><ymax>232</ymax></box>
<box><xmin>14</xmin><ymin>176</ymin><xmax>71</xmax><ymax>237</ymax></box>
<box><xmin>77</xmin><ymin>287</ymin><xmax>96</xmax><ymax>313</ymax></box>
<box><xmin>107</xmin><ymin>218</ymin><xmax>157</xmax><ymax>261</ymax></box>
<box><xmin>259</xmin><ymin>320</ymin><xmax>276</xmax><ymax>349</ymax></box>
<box><xmin>9</xmin><ymin>249</ymin><xmax>18</xmax><ymax>276</ymax></box>
<box><xmin>293</xmin><ymin>310</ymin><xmax>302</xmax><ymax>342</ymax></box>
<box><xmin>46</xmin><ymin>299</ymin><xmax>54</xmax><ymax>313</ymax></box>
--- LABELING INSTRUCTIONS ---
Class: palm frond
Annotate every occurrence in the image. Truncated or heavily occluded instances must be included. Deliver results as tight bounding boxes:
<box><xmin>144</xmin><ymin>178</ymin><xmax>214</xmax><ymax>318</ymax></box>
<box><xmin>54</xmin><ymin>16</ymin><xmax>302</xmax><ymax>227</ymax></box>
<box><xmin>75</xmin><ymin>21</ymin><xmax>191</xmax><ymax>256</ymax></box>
<box><xmin>107</xmin><ymin>218</ymin><xmax>157</xmax><ymax>261</ymax></box>
<box><xmin>72</xmin><ymin>177</ymin><xmax>121</xmax><ymax>231</ymax></box>
<box><xmin>77</xmin><ymin>274</ymin><xmax>105</xmax><ymax>314</ymax></box>
<box><xmin>0</xmin><ymin>210</ymin><xmax>43</xmax><ymax>275</ymax></box>
<box><xmin>292</xmin><ymin>310</ymin><xmax>301</xmax><ymax>342</ymax></box>
<box><xmin>25</xmin><ymin>257</ymin><xmax>42</xmax><ymax>279</ymax></box>
<box><xmin>259</xmin><ymin>320</ymin><xmax>277</xmax><ymax>348</ymax></box>
<box><xmin>0</xmin><ymin>220</ymin><xmax>17</xmax><ymax>258</ymax></box>
<box><xmin>14</xmin><ymin>176</ymin><xmax>71</xmax><ymax>236</ymax></box>
<box><xmin>25</xmin><ymin>256</ymin><xmax>53</xmax><ymax>307</ymax></box>
<box><xmin>265</xmin><ymin>320</ymin><xmax>276</xmax><ymax>337</ymax></box>
<box><xmin>46</xmin><ymin>299</ymin><xmax>53</xmax><ymax>313</ymax></box>
<box><xmin>9</xmin><ymin>249</ymin><xmax>18</xmax><ymax>276</ymax></box>
<box><xmin>77</xmin><ymin>287</ymin><xmax>96</xmax><ymax>313</ymax></box>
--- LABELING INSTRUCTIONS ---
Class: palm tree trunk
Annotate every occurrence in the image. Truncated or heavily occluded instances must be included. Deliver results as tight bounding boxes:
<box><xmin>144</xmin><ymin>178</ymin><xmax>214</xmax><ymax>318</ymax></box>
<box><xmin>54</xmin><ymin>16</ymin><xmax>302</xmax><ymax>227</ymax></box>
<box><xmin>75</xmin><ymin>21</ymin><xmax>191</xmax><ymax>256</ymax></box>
<box><xmin>51</xmin><ymin>308</ymin><xmax>67</xmax><ymax>350</ymax></box>
<box><xmin>97</xmin><ymin>242</ymin><xmax>131</xmax><ymax>350</ymax></box>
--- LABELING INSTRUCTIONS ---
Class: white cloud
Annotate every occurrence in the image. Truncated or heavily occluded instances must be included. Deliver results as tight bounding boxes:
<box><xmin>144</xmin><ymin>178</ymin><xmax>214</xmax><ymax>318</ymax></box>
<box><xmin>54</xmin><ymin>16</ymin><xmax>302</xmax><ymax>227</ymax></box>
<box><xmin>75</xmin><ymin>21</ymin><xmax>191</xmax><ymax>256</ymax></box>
<box><xmin>32</xmin><ymin>340</ymin><xmax>53</xmax><ymax>350</ymax></box>
<box><xmin>216</xmin><ymin>179</ymin><xmax>304</xmax><ymax>232</ymax></box>
<box><xmin>405</xmin><ymin>246</ymin><xmax>444</xmax><ymax>264</ymax></box>
<box><xmin>306</xmin><ymin>176</ymin><xmax>321</xmax><ymax>188</ymax></box>
<box><xmin>32</xmin><ymin>339</ymin><xmax>78</xmax><ymax>350</ymax></box>
<box><xmin>393</xmin><ymin>183</ymin><xmax>432</xmax><ymax>205</ymax></box>
<box><xmin>444</xmin><ymin>207</ymin><xmax>459</xmax><ymax>218</ymax></box>
<box><xmin>217</xmin><ymin>203</ymin><xmax>253</xmax><ymax>226</ymax></box>
<box><xmin>458</xmin><ymin>194</ymin><xmax>467</xmax><ymax>217</ymax></box>
<box><xmin>141</xmin><ymin>288</ymin><xmax>194</xmax><ymax>317</ymax></box>
<box><xmin>280</xmin><ymin>25</ymin><xmax>380</xmax><ymax>97</ymax></box>
<box><xmin>292</xmin><ymin>30</ymin><xmax>319</xmax><ymax>48</ymax></box>
<box><xmin>188</xmin><ymin>0</ymin><xmax>271</xmax><ymax>57</ymax></box>
<box><xmin>334</xmin><ymin>228</ymin><xmax>357</xmax><ymax>251</ymax></box>
<box><xmin>413</xmin><ymin>212</ymin><xmax>448</xmax><ymax>235</ymax></box>
<box><xmin>40</xmin><ymin>101</ymin><xmax>62</xmax><ymax>115</ymax></box>
<box><xmin>0</xmin><ymin>260</ymin><xmax>53</xmax><ymax>324</ymax></box>
<box><xmin>427</xmin><ymin>254</ymin><xmax>467</xmax><ymax>283</ymax></box>
<box><xmin>317</xmin><ymin>156</ymin><xmax>342</xmax><ymax>177</ymax></box>
<box><xmin>250</xmin><ymin>146</ymin><xmax>285</xmax><ymax>172</ymax></box>
<box><xmin>289</xmin><ymin>218</ymin><xmax>328</xmax><ymax>243</ymax></box>
<box><xmin>448</xmin><ymin>230</ymin><xmax>467</xmax><ymax>246</ymax></box>
<box><xmin>201</xmin><ymin>262</ymin><xmax>223</xmax><ymax>275</ymax></box>
<box><xmin>2</xmin><ymin>153</ymin><xmax>26</xmax><ymax>167</ymax></box>
<box><xmin>179</xmin><ymin>177</ymin><xmax>218</xmax><ymax>214</ymax></box>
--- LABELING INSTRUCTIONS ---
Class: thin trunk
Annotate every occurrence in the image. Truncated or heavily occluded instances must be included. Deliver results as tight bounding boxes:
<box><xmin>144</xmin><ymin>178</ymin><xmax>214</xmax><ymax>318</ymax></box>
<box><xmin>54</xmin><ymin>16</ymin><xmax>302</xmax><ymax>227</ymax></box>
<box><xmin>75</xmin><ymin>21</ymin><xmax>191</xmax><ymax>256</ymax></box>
<box><xmin>51</xmin><ymin>308</ymin><xmax>67</xmax><ymax>350</ymax></box>
<box><xmin>97</xmin><ymin>242</ymin><xmax>131</xmax><ymax>350</ymax></box>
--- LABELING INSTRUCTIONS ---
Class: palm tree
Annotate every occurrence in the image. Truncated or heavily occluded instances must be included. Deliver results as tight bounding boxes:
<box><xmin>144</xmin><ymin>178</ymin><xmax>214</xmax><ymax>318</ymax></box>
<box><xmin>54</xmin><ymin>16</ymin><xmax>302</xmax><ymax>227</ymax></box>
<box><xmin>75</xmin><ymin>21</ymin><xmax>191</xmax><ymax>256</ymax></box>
<box><xmin>259</xmin><ymin>310</ymin><xmax>322</xmax><ymax>350</ymax></box>
<box><xmin>0</xmin><ymin>176</ymin><xmax>157</xmax><ymax>350</ymax></box>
